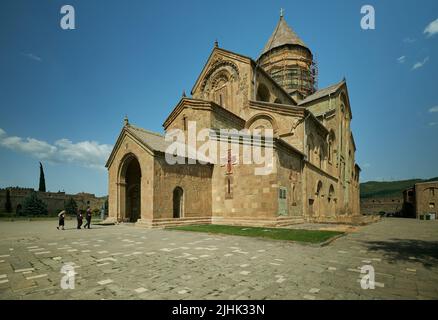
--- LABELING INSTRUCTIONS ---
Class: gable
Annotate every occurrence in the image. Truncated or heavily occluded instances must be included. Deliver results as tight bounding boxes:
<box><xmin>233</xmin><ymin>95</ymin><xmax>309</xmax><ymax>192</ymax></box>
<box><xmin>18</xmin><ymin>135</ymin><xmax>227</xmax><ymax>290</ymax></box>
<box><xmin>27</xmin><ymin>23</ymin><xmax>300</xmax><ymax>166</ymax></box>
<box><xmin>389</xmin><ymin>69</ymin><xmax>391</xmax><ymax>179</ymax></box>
<box><xmin>301</xmin><ymin>80</ymin><xmax>353</xmax><ymax>121</ymax></box>
<box><xmin>191</xmin><ymin>47</ymin><xmax>252</xmax><ymax>96</ymax></box>
<box><xmin>105</xmin><ymin>127</ymin><xmax>155</xmax><ymax>169</ymax></box>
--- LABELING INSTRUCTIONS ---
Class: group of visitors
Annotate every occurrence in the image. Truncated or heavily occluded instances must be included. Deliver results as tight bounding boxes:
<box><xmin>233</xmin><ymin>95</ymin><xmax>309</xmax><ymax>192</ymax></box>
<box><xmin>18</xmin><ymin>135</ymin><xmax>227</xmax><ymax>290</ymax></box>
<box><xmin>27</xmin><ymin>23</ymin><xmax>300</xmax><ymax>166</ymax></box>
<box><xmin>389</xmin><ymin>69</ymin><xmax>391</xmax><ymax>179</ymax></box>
<box><xmin>56</xmin><ymin>207</ymin><xmax>93</xmax><ymax>230</ymax></box>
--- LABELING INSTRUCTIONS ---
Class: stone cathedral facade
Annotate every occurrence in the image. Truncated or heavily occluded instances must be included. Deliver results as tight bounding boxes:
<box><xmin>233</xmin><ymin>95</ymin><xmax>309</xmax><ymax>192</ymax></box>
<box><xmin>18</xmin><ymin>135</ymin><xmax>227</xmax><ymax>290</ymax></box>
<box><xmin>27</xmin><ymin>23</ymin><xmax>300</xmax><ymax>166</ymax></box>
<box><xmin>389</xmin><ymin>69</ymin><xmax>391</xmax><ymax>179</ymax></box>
<box><xmin>105</xmin><ymin>15</ymin><xmax>361</xmax><ymax>227</ymax></box>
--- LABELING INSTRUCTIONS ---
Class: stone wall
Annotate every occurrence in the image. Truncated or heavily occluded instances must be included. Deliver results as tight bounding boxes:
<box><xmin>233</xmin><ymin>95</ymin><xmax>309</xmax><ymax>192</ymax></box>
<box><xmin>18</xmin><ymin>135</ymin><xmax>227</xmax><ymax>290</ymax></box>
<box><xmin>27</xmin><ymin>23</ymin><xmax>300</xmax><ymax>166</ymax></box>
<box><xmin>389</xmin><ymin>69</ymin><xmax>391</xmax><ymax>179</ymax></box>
<box><xmin>304</xmin><ymin>162</ymin><xmax>339</xmax><ymax>219</ymax></box>
<box><xmin>153</xmin><ymin>156</ymin><xmax>213</xmax><ymax>219</ymax></box>
<box><xmin>360</xmin><ymin>197</ymin><xmax>403</xmax><ymax>215</ymax></box>
<box><xmin>0</xmin><ymin>188</ymin><xmax>106</xmax><ymax>215</ymax></box>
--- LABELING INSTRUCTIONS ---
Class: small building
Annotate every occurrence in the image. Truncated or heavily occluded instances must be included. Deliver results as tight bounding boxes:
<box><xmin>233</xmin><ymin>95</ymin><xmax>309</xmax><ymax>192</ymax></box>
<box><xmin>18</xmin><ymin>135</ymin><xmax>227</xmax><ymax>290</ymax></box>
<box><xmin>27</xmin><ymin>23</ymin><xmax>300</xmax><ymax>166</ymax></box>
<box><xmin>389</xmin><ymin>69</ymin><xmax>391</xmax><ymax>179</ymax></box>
<box><xmin>402</xmin><ymin>181</ymin><xmax>438</xmax><ymax>219</ymax></box>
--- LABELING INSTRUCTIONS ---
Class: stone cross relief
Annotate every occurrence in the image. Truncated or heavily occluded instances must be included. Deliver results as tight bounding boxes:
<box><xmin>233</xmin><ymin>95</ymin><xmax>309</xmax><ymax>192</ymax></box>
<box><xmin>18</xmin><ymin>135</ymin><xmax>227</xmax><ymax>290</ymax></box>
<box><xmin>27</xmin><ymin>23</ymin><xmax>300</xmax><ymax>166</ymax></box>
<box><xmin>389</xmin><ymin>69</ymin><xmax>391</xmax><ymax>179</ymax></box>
<box><xmin>220</xmin><ymin>149</ymin><xmax>237</xmax><ymax>175</ymax></box>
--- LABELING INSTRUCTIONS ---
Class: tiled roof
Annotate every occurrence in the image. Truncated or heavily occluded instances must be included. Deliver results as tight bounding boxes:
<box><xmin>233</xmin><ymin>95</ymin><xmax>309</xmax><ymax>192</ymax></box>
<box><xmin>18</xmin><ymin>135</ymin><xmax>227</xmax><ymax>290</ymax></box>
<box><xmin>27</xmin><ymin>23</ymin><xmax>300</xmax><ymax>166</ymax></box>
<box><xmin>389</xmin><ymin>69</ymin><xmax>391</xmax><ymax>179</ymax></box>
<box><xmin>126</xmin><ymin>125</ymin><xmax>170</xmax><ymax>153</ymax></box>
<box><xmin>298</xmin><ymin>79</ymin><xmax>345</xmax><ymax>106</ymax></box>
<box><xmin>126</xmin><ymin>125</ymin><xmax>212</xmax><ymax>163</ymax></box>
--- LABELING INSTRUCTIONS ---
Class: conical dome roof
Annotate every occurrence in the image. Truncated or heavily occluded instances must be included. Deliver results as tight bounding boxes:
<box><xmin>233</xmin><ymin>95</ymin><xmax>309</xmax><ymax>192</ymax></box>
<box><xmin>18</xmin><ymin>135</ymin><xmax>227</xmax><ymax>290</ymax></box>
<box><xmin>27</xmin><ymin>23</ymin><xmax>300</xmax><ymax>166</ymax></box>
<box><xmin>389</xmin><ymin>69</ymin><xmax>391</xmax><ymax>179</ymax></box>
<box><xmin>261</xmin><ymin>16</ymin><xmax>308</xmax><ymax>56</ymax></box>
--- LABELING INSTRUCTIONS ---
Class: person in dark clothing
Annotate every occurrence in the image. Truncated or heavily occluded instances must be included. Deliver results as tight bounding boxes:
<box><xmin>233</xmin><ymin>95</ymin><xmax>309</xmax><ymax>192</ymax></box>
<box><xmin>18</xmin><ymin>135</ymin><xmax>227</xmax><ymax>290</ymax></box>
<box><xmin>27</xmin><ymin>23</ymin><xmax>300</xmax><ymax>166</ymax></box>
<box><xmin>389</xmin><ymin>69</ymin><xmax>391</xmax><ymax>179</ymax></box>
<box><xmin>57</xmin><ymin>210</ymin><xmax>66</xmax><ymax>230</ymax></box>
<box><xmin>77</xmin><ymin>210</ymin><xmax>83</xmax><ymax>229</ymax></box>
<box><xmin>84</xmin><ymin>207</ymin><xmax>92</xmax><ymax>229</ymax></box>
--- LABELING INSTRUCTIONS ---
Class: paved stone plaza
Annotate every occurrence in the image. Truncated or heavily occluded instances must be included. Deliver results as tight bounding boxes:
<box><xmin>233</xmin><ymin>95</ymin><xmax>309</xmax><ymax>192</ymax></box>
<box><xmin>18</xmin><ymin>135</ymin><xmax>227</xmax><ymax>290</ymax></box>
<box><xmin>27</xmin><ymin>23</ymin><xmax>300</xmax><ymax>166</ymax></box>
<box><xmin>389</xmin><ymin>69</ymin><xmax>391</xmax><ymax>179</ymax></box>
<box><xmin>0</xmin><ymin>218</ymin><xmax>437</xmax><ymax>300</ymax></box>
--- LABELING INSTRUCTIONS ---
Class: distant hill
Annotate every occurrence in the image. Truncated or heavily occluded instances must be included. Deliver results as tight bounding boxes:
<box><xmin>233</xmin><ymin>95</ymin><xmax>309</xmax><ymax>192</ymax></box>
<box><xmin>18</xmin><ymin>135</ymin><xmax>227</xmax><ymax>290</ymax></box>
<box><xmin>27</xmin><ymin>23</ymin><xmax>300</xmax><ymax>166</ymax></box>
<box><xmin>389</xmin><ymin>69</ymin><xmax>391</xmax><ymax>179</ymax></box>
<box><xmin>360</xmin><ymin>177</ymin><xmax>438</xmax><ymax>199</ymax></box>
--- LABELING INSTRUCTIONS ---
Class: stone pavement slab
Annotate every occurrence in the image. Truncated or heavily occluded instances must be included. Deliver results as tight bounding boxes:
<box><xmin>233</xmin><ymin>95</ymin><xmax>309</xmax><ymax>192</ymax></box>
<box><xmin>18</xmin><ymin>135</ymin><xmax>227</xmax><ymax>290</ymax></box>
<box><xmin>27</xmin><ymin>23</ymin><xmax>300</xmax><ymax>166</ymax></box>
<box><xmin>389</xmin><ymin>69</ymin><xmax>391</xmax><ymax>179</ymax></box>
<box><xmin>0</xmin><ymin>218</ymin><xmax>437</xmax><ymax>299</ymax></box>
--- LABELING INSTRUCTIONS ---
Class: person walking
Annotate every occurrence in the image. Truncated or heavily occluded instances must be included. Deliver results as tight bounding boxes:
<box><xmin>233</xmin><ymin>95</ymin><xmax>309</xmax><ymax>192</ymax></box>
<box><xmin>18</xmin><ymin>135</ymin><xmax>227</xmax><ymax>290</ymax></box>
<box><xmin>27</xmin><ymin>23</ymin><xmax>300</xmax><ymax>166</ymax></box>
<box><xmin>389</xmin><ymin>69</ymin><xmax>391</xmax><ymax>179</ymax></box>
<box><xmin>77</xmin><ymin>209</ymin><xmax>83</xmax><ymax>229</ymax></box>
<box><xmin>84</xmin><ymin>207</ymin><xmax>92</xmax><ymax>229</ymax></box>
<box><xmin>57</xmin><ymin>210</ymin><xmax>66</xmax><ymax>230</ymax></box>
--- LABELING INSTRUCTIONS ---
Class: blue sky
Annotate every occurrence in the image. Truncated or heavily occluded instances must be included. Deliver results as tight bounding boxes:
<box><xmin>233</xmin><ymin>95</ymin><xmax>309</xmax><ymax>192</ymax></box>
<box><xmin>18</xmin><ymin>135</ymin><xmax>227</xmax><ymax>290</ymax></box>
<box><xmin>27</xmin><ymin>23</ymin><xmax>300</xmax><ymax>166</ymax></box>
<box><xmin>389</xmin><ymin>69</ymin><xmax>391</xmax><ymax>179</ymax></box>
<box><xmin>0</xmin><ymin>0</ymin><xmax>437</xmax><ymax>196</ymax></box>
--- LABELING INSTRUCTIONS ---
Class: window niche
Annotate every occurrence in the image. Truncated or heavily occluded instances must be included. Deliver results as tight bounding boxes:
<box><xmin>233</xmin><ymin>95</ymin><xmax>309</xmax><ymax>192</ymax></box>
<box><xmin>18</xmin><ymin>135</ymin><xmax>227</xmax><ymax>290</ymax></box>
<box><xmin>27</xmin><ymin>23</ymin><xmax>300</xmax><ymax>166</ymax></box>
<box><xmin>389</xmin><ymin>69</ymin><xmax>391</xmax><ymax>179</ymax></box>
<box><xmin>225</xmin><ymin>176</ymin><xmax>234</xmax><ymax>199</ymax></box>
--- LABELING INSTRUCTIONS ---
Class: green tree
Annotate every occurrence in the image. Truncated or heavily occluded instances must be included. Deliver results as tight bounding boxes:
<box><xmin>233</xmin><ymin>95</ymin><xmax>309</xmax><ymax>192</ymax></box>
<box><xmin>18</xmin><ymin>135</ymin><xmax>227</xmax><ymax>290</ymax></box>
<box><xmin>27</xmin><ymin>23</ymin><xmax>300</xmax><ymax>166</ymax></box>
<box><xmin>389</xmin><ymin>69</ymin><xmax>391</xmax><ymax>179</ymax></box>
<box><xmin>64</xmin><ymin>197</ymin><xmax>78</xmax><ymax>216</ymax></box>
<box><xmin>39</xmin><ymin>162</ymin><xmax>46</xmax><ymax>192</ymax></box>
<box><xmin>22</xmin><ymin>192</ymin><xmax>48</xmax><ymax>216</ymax></box>
<box><xmin>4</xmin><ymin>189</ymin><xmax>12</xmax><ymax>213</ymax></box>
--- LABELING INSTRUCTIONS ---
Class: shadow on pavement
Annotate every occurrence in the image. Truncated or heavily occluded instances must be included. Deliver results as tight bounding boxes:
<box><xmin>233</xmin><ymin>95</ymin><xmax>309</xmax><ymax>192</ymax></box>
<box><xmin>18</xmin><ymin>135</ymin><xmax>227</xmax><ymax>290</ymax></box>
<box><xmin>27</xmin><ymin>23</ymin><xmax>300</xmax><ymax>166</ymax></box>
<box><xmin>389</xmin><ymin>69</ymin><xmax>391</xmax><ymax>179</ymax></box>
<box><xmin>362</xmin><ymin>239</ymin><xmax>438</xmax><ymax>268</ymax></box>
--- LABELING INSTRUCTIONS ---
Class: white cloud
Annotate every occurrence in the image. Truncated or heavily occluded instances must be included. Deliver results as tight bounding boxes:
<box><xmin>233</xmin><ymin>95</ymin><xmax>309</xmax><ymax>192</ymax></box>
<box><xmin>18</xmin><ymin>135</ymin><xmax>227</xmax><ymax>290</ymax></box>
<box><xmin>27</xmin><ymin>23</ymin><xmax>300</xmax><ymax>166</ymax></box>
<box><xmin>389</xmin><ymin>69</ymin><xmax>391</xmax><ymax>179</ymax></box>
<box><xmin>21</xmin><ymin>52</ymin><xmax>42</xmax><ymax>62</ymax></box>
<box><xmin>424</xmin><ymin>18</ymin><xmax>438</xmax><ymax>37</ymax></box>
<box><xmin>429</xmin><ymin>122</ymin><xmax>438</xmax><ymax>126</ymax></box>
<box><xmin>397</xmin><ymin>56</ymin><xmax>406</xmax><ymax>64</ymax></box>
<box><xmin>412</xmin><ymin>57</ymin><xmax>429</xmax><ymax>70</ymax></box>
<box><xmin>429</xmin><ymin>106</ymin><xmax>438</xmax><ymax>113</ymax></box>
<box><xmin>0</xmin><ymin>128</ymin><xmax>112</xmax><ymax>170</ymax></box>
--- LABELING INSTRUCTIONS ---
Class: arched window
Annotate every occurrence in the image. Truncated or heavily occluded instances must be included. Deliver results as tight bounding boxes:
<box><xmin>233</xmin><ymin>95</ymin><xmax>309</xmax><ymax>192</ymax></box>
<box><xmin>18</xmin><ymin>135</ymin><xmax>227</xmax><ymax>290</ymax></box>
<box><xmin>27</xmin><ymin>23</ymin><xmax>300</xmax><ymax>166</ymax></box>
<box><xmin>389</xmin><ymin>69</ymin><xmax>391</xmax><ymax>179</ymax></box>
<box><xmin>225</xmin><ymin>176</ymin><xmax>233</xmax><ymax>199</ymax></box>
<box><xmin>213</xmin><ymin>77</ymin><xmax>229</xmax><ymax>107</ymax></box>
<box><xmin>182</xmin><ymin>114</ymin><xmax>187</xmax><ymax>131</ymax></box>
<box><xmin>173</xmin><ymin>187</ymin><xmax>184</xmax><ymax>218</ymax></box>
<box><xmin>316</xmin><ymin>181</ymin><xmax>323</xmax><ymax>196</ymax></box>
<box><xmin>328</xmin><ymin>185</ymin><xmax>335</xmax><ymax>202</ymax></box>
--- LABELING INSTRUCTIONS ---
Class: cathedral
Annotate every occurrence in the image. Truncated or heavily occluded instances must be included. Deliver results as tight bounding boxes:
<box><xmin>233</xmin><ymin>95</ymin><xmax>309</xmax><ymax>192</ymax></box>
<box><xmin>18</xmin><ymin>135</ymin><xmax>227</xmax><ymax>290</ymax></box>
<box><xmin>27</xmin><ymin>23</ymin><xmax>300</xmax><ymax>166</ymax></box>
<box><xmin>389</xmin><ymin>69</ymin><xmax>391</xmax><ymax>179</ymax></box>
<box><xmin>105</xmin><ymin>14</ymin><xmax>361</xmax><ymax>227</ymax></box>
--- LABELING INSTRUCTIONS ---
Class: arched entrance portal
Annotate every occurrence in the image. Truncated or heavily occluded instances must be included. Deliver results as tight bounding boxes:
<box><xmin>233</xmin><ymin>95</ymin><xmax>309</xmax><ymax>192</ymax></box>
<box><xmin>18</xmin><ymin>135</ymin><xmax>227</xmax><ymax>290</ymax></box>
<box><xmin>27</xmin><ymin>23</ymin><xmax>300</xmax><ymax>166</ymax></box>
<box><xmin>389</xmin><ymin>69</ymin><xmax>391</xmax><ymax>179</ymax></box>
<box><xmin>119</xmin><ymin>154</ymin><xmax>141</xmax><ymax>223</ymax></box>
<box><xmin>173</xmin><ymin>187</ymin><xmax>184</xmax><ymax>218</ymax></box>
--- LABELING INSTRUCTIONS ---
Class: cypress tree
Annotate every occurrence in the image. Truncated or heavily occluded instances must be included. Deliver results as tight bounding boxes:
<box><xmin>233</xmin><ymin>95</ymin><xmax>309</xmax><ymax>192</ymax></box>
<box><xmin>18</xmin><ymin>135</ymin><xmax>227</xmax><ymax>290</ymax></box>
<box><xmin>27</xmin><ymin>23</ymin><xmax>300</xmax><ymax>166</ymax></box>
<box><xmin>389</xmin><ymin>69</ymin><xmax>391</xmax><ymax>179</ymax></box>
<box><xmin>39</xmin><ymin>162</ymin><xmax>46</xmax><ymax>192</ymax></box>
<box><xmin>5</xmin><ymin>189</ymin><xmax>12</xmax><ymax>213</ymax></box>
<box><xmin>22</xmin><ymin>191</ymin><xmax>48</xmax><ymax>216</ymax></box>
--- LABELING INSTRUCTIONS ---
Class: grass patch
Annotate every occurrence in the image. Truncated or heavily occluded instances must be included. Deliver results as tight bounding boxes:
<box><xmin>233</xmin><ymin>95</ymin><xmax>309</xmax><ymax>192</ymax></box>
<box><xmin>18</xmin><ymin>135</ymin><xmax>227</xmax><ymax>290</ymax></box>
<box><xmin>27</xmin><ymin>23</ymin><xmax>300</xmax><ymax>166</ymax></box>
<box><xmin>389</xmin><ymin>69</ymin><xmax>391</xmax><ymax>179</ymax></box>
<box><xmin>168</xmin><ymin>224</ymin><xmax>343</xmax><ymax>244</ymax></box>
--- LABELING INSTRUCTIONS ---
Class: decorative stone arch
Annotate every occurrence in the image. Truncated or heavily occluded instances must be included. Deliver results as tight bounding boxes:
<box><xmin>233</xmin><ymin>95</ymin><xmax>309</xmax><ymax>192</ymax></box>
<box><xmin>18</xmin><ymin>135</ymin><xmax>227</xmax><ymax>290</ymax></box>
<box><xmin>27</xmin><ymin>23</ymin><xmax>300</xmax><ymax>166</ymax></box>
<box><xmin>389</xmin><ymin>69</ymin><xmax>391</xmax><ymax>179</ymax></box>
<box><xmin>201</xmin><ymin>59</ymin><xmax>240</xmax><ymax>96</ymax></box>
<box><xmin>117</xmin><ymin>153</ymin><xmax>142</xmax><ymax>222</ymax></box>
<box><xmin>173</xmin><ymin>186</ymin><xmax>184</xmax><ymax>218</ymax></box>
<box><xmin>245</xmin><ymin>113</ymin><xmax>279</xmax><ymax>137</ymax></box>
<box><xmin>206</xmin><ymin>69</ymin><xmax>233</xmax><ymax>107</ymax></box>
<box><xmin>256</xmin><ymin>83</ymin><xmax>270</xmax><ymax>102</ymax></box>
